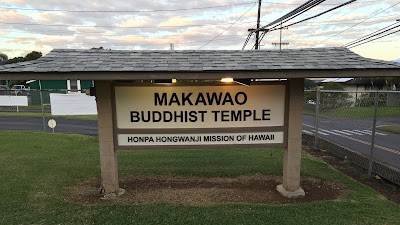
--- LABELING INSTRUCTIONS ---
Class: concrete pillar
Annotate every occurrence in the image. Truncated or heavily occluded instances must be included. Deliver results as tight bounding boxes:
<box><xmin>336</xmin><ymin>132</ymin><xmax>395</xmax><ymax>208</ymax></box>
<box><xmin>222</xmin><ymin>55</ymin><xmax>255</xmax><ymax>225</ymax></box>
<box><xmin>95</xmin><ymin>81</ymin><xmax>122</xmax><ymax>198</ymax></box>
<box><xmin>277</xmin><ymin>78</ymin><xmax>305</xmax><ymax>198</ymax></box>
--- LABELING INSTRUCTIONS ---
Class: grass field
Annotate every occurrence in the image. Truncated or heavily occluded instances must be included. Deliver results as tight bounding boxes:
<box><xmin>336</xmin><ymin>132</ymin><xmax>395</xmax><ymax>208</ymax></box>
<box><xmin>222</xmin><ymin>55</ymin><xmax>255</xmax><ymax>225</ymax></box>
<box><xmin>377</xmin><ymin>125</ymin><xmax>400</xmax><ymax>134</ymax></box>
<box><xmin>323</xmin><ymin>106</ymin><xmax>400</xmax><ymax>118</ymax></box>
<box><xmin>0</xmin><ymin>130</ymin><xmax>399</xmax><ymax>224</ymax></box>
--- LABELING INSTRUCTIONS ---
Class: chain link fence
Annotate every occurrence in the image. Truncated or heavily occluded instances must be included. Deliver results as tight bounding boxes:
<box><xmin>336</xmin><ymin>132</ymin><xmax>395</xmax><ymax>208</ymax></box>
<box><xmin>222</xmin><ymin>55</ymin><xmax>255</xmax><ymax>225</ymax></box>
<box><xmin>1</xmin><ymin>88</ymin><xmax>399</xmax><ymax>184</ymax></box>
<box><xmin>303</xmin><ymin>89</ymin><xmax>400</xmax><ymax>185</ymax></box>
<box><xmin>0</xmin><ymin>89</ymin><xmax>98</xmax><ymax>136</ymax></box>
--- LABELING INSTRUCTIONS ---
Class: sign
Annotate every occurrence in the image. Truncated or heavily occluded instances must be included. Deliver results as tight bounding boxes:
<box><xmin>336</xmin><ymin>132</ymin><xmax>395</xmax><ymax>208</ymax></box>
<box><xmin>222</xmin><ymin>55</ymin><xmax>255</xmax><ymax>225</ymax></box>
<box><xmin>50</xmin><ymin>93</ymin><xmax>97</xmax><ymax>115</ymax></box>
<box><xmin>114</xmin><ymin>83</ymin><xmax>287</xmax><ymax>147</ymax></box>
<box><xmin>0</xmin><ymin>96</ymin><xmax>28</xmax><ymax>106</ymax></box>
<box><xmin>115</xmin><ymin>84</ymin><xmax>285</xmax><ymax>129</ymax></box>
<box><xmin>47</xmin><ymin>119</ymin><xmax>57</xmax><ymax>128</ymax></box>
<box><xmin>118</xmin><ymin>132</ymin><xmax>284</xmax><ymax>146</ymax></box>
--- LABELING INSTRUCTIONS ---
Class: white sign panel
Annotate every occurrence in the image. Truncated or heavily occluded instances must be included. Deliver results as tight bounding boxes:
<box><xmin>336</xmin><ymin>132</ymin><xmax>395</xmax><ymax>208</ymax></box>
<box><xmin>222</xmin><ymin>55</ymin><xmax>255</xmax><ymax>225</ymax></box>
<box><xmin>118</xmin><ymin>132</ymin><xmax>284</xmax><ymax>146</ymax></box>
<box><xmin>115</xmin><ymin>84</ymin><xmax>285</xmax><ymax>129</ymax></box>
<box><xmin>50</xmin><ymin>93</ymin><xmax>97</xmax><ymax>115</ymax></box>
<box><xmin>0</xmin><ymin>96</ymin><xmax>28</xmax><ymax>106</ymax></box>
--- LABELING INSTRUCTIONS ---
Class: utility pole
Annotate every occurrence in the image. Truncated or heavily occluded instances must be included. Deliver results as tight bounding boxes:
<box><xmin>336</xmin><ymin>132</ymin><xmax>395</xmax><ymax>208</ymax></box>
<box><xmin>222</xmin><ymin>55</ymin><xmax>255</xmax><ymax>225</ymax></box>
<box><xmin>272</xmin><ymin>22</ymin><xmax>289</xmax><ymax>51</ymax></box>
<box><xmin>255</xmin><ymin>0</ymin><xmax>262</xmax><ymax>50</ymax></box>
<box><xmin>272</xmin><ymin>42</ymin><xmax>289</xmax><ymax>50</ymax></box>
<box><xmin>247</xmin><ymin>0</ymin><xmax>267</xmax><ymax>50</ymax></box>
<box><xmin>279</xmin><ymin>21</ymin><xmax>283</xmax><ymax>50</ymax></box>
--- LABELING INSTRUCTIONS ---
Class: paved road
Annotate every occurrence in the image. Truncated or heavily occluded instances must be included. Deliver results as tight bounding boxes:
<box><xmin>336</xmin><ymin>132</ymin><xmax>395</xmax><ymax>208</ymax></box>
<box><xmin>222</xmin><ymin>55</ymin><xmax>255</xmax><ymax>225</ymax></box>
<box><xmin>1</xmin><ymin>115</ymin><xmax>399</xmax><ymax>170</ymax></box>
<box><xmin>0</xmin><ymin>116</ymin><xmax>98</xmax><ymax>136</ymax></box>
<box><xmin>302</xmin><ymin>115</ymin><xmax>400</xmax><ymax>170</ymax></box>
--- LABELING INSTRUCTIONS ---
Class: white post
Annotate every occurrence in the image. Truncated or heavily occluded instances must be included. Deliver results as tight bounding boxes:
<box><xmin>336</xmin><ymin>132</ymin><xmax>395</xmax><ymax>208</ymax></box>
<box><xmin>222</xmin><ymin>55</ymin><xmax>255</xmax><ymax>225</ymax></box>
<box><xmin>39</xmin><ymin>80</ymin><xmax>46</xmax><ymax>131</ymax></box>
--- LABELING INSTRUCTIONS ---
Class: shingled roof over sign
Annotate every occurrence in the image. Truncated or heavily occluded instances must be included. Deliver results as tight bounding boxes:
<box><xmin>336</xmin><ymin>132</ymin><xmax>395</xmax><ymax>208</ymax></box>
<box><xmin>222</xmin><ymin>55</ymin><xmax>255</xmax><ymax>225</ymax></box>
<box><xmin>0</xmin><ymin>47</ymin><xmax>399</xmax><ymax>80</ymax></box>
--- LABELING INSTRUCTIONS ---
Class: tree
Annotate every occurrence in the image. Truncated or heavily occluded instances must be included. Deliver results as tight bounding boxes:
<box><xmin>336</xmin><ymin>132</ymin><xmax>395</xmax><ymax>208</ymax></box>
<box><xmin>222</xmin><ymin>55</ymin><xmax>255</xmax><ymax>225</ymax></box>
<box><xmin>5</xmin><ymin>51</ymin><xmax>43</xmax><ymax>88</ymax></box>
<box><xmin>322</xmin><ymin>82</ymin><xmax>346</xmax><ymax>91</ymax></box>
<box><xmin>384</xmin><ymin>76</ymin><xmax>400</xmax><ymax>90</ymax></box>
<box><xmin>25</xmin><ymin>51</ymin><xmax>42</xmax><ymax>61</ymax></box>
<box><xmin>91</xmin><ymin>47</ymin><xmax>104</xmax><ymax>50</ymax></box>
<box><xmin>321</xmin><ymin>82</ymin><xmax>351</xmax><ymax>109</ymax></box>
<box><xmin>6</xmin><ymin>57</ymin><xmax>25</xmax><ymax>64</ymax></box>
<box><xmin>304</xmin><ymin>78</ymin><xmax>316</xmax><ymax>90</ymax></box>
<box><xmin>6</xmin><ymin>51</ymin><xmax>42</xmax><ymax>64</ymax></box>
<box><xmin>0</xmin><ymin>52</ymin><xmax>8</xmax><ymax>62</ymax></box>
<box><xmin>8</xmin><ymin>80</ymin><xmax>26</xmax><ymax>88</ymax></box>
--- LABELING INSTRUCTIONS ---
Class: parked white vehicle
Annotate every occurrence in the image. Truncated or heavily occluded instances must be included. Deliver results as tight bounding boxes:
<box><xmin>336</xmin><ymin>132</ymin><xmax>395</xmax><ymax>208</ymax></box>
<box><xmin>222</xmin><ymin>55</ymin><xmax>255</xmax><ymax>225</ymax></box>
<box><xmin>11</xmin><ymin>85</ymin><xmax>29</xmax><ymax>95</ymax></box>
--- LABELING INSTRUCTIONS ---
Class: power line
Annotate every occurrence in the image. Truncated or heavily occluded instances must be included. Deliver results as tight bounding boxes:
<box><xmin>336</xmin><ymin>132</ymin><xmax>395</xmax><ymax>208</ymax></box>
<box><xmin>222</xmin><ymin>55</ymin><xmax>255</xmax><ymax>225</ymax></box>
<box><xmin>288</xmin><ymin>0</ymin><xmax>375</xmax><ymax>47</ymax></box>
<box><xmin>1</xmin><ymin>1</ymin><xmax>397</xmax><ymax>50</ymax></box>
<box><xmin>1</xmin><ymin>11</ymin><xmax>397</xmax><ymax>31</ymax></box>
<box><xmin>3</xmin><ymin>14</ymin><xmax>398</xmax><ymax>31</ymax></box>
<box><xmin>257</xmin><ymin>0</ymin><xmax>327</xmax><ymax>32</ymax></box>
<box><xmin>0</xmin><ymin>16</ymin><xmax>395</xmax><ymax>43</ymax></box>
<box><xmin>256</xmin><ymin>0</ymin><xmax>358</xmax><ymax>48</ymax></box>
<box><xmin>2</xmin><ymin>16</ymin><xmax>398</xmax><ymax>39</ymax></box>
<box><xmin>343</xmin><ymin>21</ymin><xmax>400</xmax><ymax>48</ymax></box>
<box><xmin>0</xmin><ymin>27</ymin><xmax>253</xmax><ymax>38</ymax></box>
<box><xmin>2</xmin><ymin>18</ymin><xmax>396</xmax><ymax>50</ymax></box>
<box><xmin>303</xmin><ymin>14</ymin><xmax>400</xmax><ymax>23</ymax></box>
<box><xmin>198</xmin><ymin>3</ymin><xmax>256</xmax><ymax>49</ymax></box>
<box><xmin>262</xmin><ymin>0</ymin><xmax>384</xmax><ymax>5</ymax></box>
<box><xmin>0</xmin><ymin>35</ymin><xmax>249</xmax><ymax>47</ymax></box>
<box><xmin>0</xmin><ymin>33</ymin><xmax>254</xmax><ymax>52</ymax></box>
<box><xmin>243</xmin><ymin>0</ymin><xmax>329</xmax><ymax>49</ymax></box>
<box><xmin>343</xmin><ymin>21</ymin><xmax>400</xmax><ymax>47</ymax></box>
<box><xmin>0</xmin><ymin>34</ymin><xmax>249</xmax><ymax>43</ymax></box>
<box><xmin>269</xmin><ymin>0</ymin><xmax>356</xmax><ymax>32</ymax></box>
<box><xmin>10</xmin><ymin>25</ymin><xmax>368</xmax><ymax>44</ymax></box>
<box><xmin>347</xmin><ymin>28</ymin><xmax>400</xmax><ymax>48</ymax></box>
<box><xmin>314</xmin><ymin>1</ymin><xmax>366</xmax><ymax>21</ymax></box>
<box><xmin>0</xmin><ymin>2</ymin><xmax>256</xmax><ymax>13</ymax></box>
<box><xmin>251</xmin><ymin>0</ymin><xmax>331</xmax><ymax>49</ymax></box>
<box><xmin>0</xmin><ymin>21</ymin><xmax>251</xmax><ymax>29</ymax></box>
<box><xmin>314</xmin><ymin>1</ymin><xmax>400</xmax><ymax>46</ymax></box>
<box><xmin>0</xmin><ymin>0</ymin><xmax>380</xmax><ymax>12</ymax></box>
<box><xmin>276</xmin><ymin>14</ymin><xmax>400</xmax><ymax>24</ymax></box>
<box><xmin>1</xmin><ymin>20</ymin><xmax>270</xmax><ymax>30</ymax></box>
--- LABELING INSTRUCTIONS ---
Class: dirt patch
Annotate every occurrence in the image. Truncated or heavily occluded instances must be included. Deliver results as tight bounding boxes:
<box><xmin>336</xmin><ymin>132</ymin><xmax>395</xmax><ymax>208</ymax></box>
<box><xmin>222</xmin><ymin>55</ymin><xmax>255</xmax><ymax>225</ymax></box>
<box><xmin>67</xmin><ymin>175</ymin><xmax>342</xmax><ymax>206</ymax></box>
<box><xmin>305</xmin><ymin>147</ymin><xmax>400</xmax><ymax>204</ymax></box>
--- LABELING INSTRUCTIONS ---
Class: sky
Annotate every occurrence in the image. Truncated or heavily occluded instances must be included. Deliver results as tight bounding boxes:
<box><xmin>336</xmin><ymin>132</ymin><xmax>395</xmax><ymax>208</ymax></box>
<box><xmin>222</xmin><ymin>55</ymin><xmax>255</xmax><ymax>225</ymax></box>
<box><xmin>0</xmin><ymin>0</ymin><xmax>399</xmax><ymax>61</ymax></box>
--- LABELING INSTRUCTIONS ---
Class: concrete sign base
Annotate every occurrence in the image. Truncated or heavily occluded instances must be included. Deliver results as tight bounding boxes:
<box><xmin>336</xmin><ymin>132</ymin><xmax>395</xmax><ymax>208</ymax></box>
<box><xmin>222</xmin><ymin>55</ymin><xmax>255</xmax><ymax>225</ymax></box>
<box><xmin>101</xmin><ymin>188</ymin><xmax>126</xmax><ymax>200</ymax></box>
<box><xmin>276</xmin><ymin>184</ymin><xmax>305</xmax><ymax>198</ymax></box>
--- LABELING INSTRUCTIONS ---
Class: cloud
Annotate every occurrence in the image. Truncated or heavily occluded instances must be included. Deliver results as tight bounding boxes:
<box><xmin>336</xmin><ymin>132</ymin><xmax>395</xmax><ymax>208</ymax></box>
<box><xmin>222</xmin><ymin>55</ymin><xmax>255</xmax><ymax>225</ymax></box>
<box><xmin>2</xmin><ymin>0</ymin><xmax>25</xmax><ymax>3</ymax></box>
<box><xmin>0</xmin><ymin>10</ymin><xmax>31</xmax><ymax>21</ymax></box>
<box><xmin>157</xmin><ymin>17</ymin><xmax>196</xmax><ymax>27</ymax></box>
<box><xmin>0</xmin><ymin>0</ymin><xmax>398</xmax><ymax>60</ymax></box>
<box><xmin>117</xmin><ymin>17</ymin><xmax>153</xmax><ymax>28</ymax></box>
<box><xmin>35</xmin><ymin>12</ymin><xmax>65</xmax><ymax>24</ymax></box>
<box><xmin>6</xmin><ymin>36</ymin><xmax>35</xmax><ymax>45</ymax></box>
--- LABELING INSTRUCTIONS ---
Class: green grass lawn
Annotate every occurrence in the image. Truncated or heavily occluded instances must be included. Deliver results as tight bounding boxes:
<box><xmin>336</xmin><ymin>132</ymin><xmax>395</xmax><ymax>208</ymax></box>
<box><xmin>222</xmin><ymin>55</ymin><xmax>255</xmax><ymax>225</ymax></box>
<box><xmin>0</xmin><ymin>130</ymin><xmax>399</xmax><ymax>225</ymax></box>
<box><xmin>377</xmin><ymin>125</ymin><xmax>400</xmax><ymax>134</ymax></box>
<box><xmin>323</xmin><ymin>106</ymin><xmax>400</xmax><ymax>118</ymax></box>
